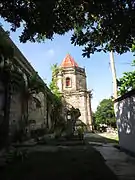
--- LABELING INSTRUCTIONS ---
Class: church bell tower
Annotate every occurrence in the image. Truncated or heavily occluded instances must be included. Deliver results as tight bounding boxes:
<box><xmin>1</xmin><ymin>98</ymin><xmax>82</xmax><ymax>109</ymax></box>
<box><xmin>57</xmin><ymin>54</ymin><xmax>92</xmax><ymax>129</ymax></box>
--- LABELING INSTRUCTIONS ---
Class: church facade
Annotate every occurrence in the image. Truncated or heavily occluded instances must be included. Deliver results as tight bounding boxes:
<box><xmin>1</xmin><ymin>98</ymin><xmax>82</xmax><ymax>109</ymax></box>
<box><xmin>56</xmin><ymin>54</ymin><xmax>93</xmax><ymax>129</ymax></box>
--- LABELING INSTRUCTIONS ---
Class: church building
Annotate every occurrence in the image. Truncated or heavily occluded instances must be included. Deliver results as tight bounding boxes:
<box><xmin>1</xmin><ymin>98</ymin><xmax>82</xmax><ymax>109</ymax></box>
<box><xmin>56</xmin><ymin>54</ymin><xmax>93</xmax><ymax>129</ymax></box>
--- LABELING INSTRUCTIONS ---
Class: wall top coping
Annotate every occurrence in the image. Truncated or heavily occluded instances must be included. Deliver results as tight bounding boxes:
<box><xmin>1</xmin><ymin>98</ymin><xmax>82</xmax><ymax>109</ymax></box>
<box><xmin>0</xmin><ymin>27</ymin><xmax>54</xmax><ymax>100</ymax></box>
<box><xmin>114</xmin><ymin>89</ymin><xmax>135</xmax><ymax>103</ymax></box>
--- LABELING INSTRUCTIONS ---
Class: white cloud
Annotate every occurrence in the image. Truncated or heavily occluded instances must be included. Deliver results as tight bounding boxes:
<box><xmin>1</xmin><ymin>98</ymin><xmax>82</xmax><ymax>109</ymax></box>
<box><xmin>47</xmin><ymin>49</ymin><xmax>55</xmax><ymax>57</ymax></box>
<box><xmin>91</xmin><ymin>99</ymin><xmax>99</xmax><ymax>112</ymax></box>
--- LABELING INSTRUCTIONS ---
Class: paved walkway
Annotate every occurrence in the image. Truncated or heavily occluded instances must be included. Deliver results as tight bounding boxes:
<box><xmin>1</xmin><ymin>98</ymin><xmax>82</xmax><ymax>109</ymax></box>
<box><xmin>85</xmin><ymin>133</ymin><xmax>135</xmax><ymax>180</ymax></box>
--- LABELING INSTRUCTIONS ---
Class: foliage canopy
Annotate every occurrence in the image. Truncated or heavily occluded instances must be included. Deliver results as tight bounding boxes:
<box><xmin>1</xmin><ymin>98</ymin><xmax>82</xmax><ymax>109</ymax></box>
<box><xmin>94</xmin><ymin>99</ymin><xmax>116</xmax><ymax>127</ymax></box>
<box><xmin>117</xmin><ymin>61</ymin><xmax>135</xmax><ymax>96</ymax></box>
<box><xmin>49</xmin><ymin>63</ymin><xmax>61</xmax><ymax>102</ymax></box>
<box><xmin>1</xmin><ymin>1</ymin><xmax>135</xmax><ymax>57</ymax></box>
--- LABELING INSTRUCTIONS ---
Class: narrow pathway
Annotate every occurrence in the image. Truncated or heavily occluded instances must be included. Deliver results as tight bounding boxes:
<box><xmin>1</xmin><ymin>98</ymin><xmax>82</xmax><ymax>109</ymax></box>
<box><xmin>85</xmin><ymin>133</ymin><xmax>135</xmax><ymax>180</ymax></box>
<box><xmin>94</xmin><ymin>144</ymin><xmax>135</xmax><ymax>180</ymax></box>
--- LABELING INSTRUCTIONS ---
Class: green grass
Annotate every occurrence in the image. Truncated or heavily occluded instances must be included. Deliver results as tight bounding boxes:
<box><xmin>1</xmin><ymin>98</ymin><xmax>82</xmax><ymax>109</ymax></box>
<box><xmin>0</xmin><ymin>146</ymin><xmax>118</xmax><ymax>180</ymax></box>
<box><xmin>85</xmin><ymin>133</ymin><xmax>118</xmax><ymax>144</ymax></box>
<box><xmin>98</xmin><ymin>133</ymin><xmax>119</xmax><ymax>142</ymax></box>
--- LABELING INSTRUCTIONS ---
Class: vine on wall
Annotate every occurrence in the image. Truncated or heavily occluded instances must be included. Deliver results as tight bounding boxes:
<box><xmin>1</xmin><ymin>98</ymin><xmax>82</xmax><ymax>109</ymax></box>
<box><xmin>49</xmin><ymin>64</ymin><xmax>66</xmax><ymax>134</ymax></box>
<box><xmin>49</xmin><ymin>63</ymin><xmax>62</xmax><ymax>105</ymax></box>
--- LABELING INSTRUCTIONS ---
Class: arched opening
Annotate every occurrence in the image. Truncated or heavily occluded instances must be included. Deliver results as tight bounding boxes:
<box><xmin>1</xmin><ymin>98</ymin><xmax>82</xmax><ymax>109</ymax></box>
<box><xmin>66</xmin><ymin>77</ymin><xmax>71</xmax><ymax>87</ymax></box>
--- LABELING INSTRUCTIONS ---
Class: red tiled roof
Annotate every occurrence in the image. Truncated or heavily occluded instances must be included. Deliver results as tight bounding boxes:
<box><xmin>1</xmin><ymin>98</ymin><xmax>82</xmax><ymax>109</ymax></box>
<box><xmin>60</xmin><ymin>54</ymin><xmax>78</xmax><ymax>68</ymax></box>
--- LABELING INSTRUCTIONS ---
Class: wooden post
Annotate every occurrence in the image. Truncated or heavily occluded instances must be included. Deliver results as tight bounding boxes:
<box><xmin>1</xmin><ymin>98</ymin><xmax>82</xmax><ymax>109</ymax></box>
<box><xmin>110</xmin><ymin>51</ymin><xmax>118</xmax><ymax>99</ymax></box>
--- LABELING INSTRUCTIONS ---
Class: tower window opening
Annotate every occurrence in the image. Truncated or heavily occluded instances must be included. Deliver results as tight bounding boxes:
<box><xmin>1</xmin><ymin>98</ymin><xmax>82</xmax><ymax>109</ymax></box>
<box><xmin>66</xmin><ymin>77</ymin><xmax>71</xmax><ymax>87</ymax></box>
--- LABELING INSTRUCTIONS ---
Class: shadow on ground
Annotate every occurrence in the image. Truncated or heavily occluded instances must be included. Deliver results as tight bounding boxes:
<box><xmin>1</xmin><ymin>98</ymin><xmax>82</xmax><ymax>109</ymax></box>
<box><xmin>0</xmin><ymin>145</ymin><xmax>118</xmax><ymax>180</ymax></box>
<box><xmin>85</xmin><ymin>133</ymin><xmax>118</xmax><ymax>144</ymax></box>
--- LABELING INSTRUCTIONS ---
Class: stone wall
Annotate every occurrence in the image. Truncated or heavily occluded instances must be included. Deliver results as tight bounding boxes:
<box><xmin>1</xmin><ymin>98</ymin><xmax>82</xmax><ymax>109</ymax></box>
<box><xmin>114</xmin><ymin>90</ymin><xmax>135</xmax><ymax>153</ymax></box>
<box><xmin>63</xmin><ymin>69</ymin><xmax>77</xmax><ymax>92</ymax></box>
<box><xmin>28</xmin><ymin>92</ymin><xmax>46</xmax><ymax>129</ymax></box>
<box><xmin>0</xmin><ymin>27</ymin><xmax>56</xmax><ymax>141</ymax></box>
<box><xmin>76</xmin><ymin>73</ymin><xmax>86</xmax><ymax>91</ymax></box>
<box><xmin>9</xmin><ymin>92</ymin><xmax>22</xmax><ymax>136</ymax></box>
<box><xmin>63</xmin><ymin>91</ymin><xmax>92</xmax><ymax>126</ymax></box>
<box><xmin>57</xmin><ymin>67</ymin><xmax>86</xmax><ymax>92</ymax></box>
<box><xmin>0</xmin><ymin>82</ymin><xmax>4</xmax><ymax>125</ymax></box>
<box><xmin>46</xmin><ymin>100</ymin><xmax>53</xmax><ymax>130</ymax></box>
<box><xmin>78</xmin><ymin>92</ymin><xmax>88</xmax><ymax>124</ymax></box>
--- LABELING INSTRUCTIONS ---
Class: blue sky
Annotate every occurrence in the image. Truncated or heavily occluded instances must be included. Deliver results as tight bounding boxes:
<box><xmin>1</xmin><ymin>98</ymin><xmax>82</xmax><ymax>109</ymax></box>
<box><xmin>1</xmin><ymin>19</ymin><xmax>135</xmax><ymax>111</ymax></box>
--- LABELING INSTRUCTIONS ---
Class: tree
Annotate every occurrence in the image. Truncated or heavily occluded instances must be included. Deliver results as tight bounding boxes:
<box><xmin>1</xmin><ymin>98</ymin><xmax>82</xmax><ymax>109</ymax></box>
<box><xmin>95</xmin><ymin>99</ymin><xmax>116</xmax><ymax>128</ymax></box>
<box><xmin>49</xmin><ymin>64</ymin><xmax>64</xmax><ymax>134</ymax></box>
<box><xmin>1</xmin><ymin>1</ymin><xmax>135</xmax><ymax>57</ymax></box>
<box><xmin>117</xmin><ymin>61</ymin><xmax>135</xmax><ymax>96</ymax></box>
<box><xmin>49</xmin><ymin>63</ymin><xmax>62</xmax><ymax>101</ymax></box>
<box><xmin>92</xmin><ymin>112</ymin><xmax>96</xmax><ymax>129</ymax></box>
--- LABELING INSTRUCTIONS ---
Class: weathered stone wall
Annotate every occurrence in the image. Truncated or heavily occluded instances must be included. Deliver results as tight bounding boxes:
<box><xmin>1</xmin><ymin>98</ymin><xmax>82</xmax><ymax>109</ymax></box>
<box><xmin>61</xmin><ymin>68</ymin><xmax>87</xmax><ymax>92</ymax></box>
<box><xmin>47</xmin><ymin>101</ymin><xmax>52</xmax><ymax>130</ymax></box>
<box><xmin>78</xmin><ymin>92</ymin><xmax>87</xmax><ymax>123</ymax></box>
<box><xmin>57</xmin><ymin>68</ymin><xmax>79</xmax><ymax>92</ymax></box>
<box><xmin>28</xmin><ymin>92</ymin><xmax>46</xmax><ymax>128</ymax></box>
<box><xmin>63</xmin><ymin>71</ymin><xmax>77</xmax><ymax>92</ymax></box>
<box><xmin>76</xmin><ymin>71</ymin><xmax>86</xmax><ymax>91</ymax></box>
<box><xmin>9</xmin><ymin>91</ymin><xmax>22</xmax><ymax>137</ymax></box>
<box><xmin>0</xmin><ymin>82</ymin><xmax>5</xmax><ymax>131</ymax></box>
<box><xmin>63</xmin><ymin>91</ymin><xmax>92</xmax><ymax>126</ymax></box>
<box><xmin>0</xmin><ymin>27</ymin><xmax>56</xmax><ymax>139</ymax></box>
